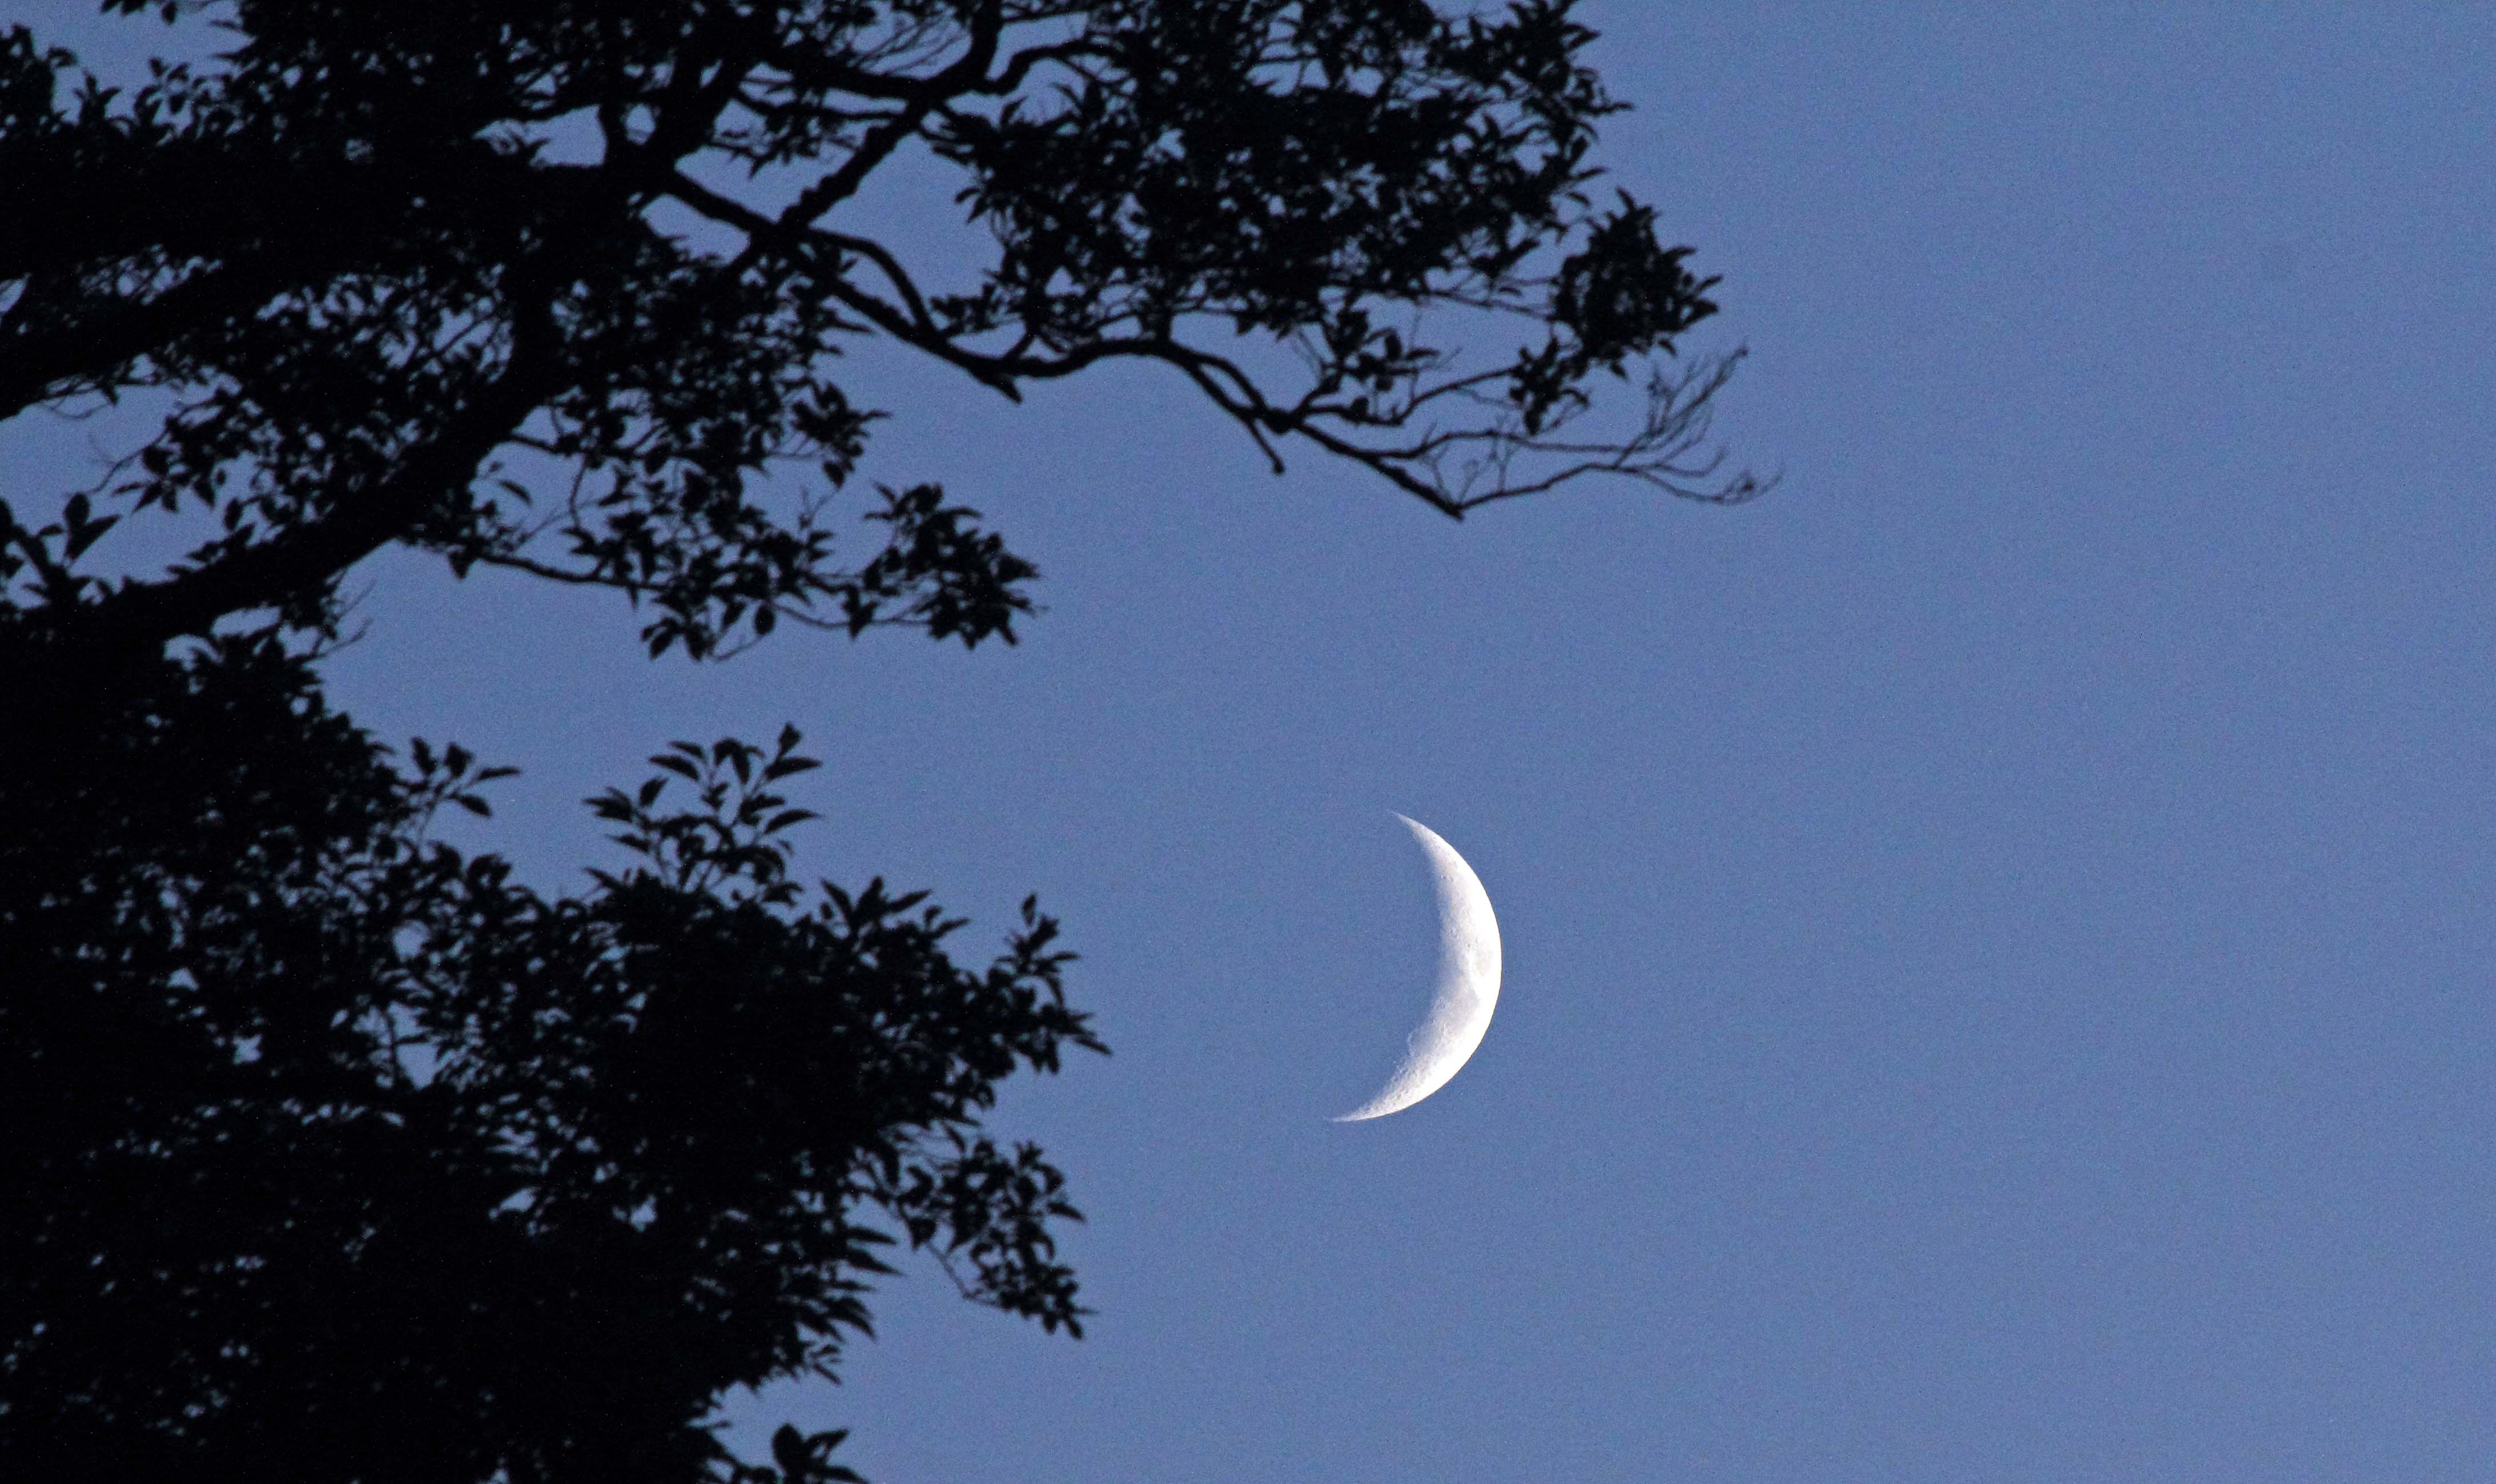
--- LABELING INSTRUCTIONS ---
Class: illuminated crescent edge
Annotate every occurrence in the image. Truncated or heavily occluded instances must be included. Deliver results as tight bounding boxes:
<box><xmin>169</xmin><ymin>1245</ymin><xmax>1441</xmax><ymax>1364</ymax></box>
<box><xmin>1332</xmin><ymin>814</ymin><xmax>1502</xmax><ymax>1121</ymax></box>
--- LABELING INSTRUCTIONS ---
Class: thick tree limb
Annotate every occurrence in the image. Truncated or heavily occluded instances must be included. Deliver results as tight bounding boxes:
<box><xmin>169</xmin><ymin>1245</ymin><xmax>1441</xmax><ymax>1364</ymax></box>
<box><xmin>37</xmin><ymin>290</ymin><xmax>563</xmax><ymax>655</ymax></box>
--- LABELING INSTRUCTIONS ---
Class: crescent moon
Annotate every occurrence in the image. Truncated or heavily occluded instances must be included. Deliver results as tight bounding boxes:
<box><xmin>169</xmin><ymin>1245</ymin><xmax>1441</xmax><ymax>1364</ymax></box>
<box><xmin>1332</xmin><ymin>814</ymin><xmax>1503</xmax><ymax>1122</ymax></box>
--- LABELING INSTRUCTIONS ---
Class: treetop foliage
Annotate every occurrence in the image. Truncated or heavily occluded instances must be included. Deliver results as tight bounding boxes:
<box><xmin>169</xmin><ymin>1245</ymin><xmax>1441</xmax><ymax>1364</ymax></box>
<box><xmin>3</xmin><ymin>0</ymin><xmax>1757</xmax><ymax>663</ymax></box>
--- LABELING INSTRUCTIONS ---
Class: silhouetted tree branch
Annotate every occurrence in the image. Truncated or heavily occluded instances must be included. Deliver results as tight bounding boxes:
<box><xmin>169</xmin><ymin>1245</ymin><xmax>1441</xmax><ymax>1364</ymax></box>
<box><xmin>3</xmin><ymin>0</ymin><xmax>1762</xmax><ymax>664</ymax></box>
<box><xmin>1</xmin><ymin>2</ymin><xmax>1764</xmax><ymax>1479</ymax></box>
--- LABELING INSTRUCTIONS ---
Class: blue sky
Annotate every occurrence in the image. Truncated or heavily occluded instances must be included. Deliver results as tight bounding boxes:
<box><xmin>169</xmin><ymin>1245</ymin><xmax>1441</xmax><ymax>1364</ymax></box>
<box><xmin>14</xmin><ymin>4</ymin><xmax>2496</xmax><ymax>1479</ymax></box>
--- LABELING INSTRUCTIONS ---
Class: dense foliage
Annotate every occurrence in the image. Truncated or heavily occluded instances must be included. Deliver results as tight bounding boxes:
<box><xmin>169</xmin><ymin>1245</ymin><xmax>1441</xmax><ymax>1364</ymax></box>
<box><xmin>0</xmin><ymin>1</ymin><xmax>1753</xmax><ymax>1478</ymax></box>
<box><xmin>3</xmin><ymin>642</ymin><xmax>1092</xmax><ymax>1479</ymax></box>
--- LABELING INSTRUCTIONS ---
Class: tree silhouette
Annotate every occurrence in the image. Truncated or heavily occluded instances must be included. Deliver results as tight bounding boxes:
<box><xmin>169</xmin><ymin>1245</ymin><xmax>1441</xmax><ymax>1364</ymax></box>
<box><xmin>1</xmin><ymin>2</ymin><xmax>1759</xmax><ymax>1478</ymax></box>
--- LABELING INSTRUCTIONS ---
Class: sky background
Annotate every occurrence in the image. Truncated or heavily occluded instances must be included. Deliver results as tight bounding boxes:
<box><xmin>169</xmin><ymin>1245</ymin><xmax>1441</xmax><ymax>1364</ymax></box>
<box><xmin>14</xmin><ymin>3</ymin><xmax>2496</xmax><ymax>1480</ymax></box>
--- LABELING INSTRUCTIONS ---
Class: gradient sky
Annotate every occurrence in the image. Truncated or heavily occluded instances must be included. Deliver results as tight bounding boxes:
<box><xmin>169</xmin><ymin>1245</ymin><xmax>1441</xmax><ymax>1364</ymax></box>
<box><xmin>14</xmin><ymin>5</ymin><xmax>2496</xmax><ymax>1480</ymax></box>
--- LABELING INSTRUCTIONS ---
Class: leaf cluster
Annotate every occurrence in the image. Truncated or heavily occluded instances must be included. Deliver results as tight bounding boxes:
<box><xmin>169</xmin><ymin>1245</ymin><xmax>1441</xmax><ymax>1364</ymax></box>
<box><xmin>3</xmin><ymin>0</ymin><xmax>1760</xmax><ymax>666</ymax></box>
<box><xmin>0</xmin><ymin>641</ymin><xmax>1100</xmax><ymax>1481</ymax></box>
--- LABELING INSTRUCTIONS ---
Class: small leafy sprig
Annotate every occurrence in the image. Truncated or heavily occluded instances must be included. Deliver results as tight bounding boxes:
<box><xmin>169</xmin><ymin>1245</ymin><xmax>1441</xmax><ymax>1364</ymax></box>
<box><xmin>586</xmin><ymin>723</ymin><xmax>822</xmax><ymax>902</ymax></box>
<box><xmin>714</xmin><ymin>1423</ymin><xmax>864</xmax><ymax>1484</ymax></box>
<box><xmin>404</xmin><ymin>734</ymin><xmax>520</xmax><ymax>820</ymax></box>
<box><xmin>0</xmin><ymin>493</ymin><xmax>117</xmax><ymax>608</ymax></box>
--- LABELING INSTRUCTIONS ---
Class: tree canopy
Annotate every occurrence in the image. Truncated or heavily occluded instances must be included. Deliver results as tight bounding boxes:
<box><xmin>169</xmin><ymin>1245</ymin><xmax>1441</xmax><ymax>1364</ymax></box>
<box><xmin>0</xmin><ymin>2</ymin><xmax>1757</xmax><ymax>1479</ymax></box>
